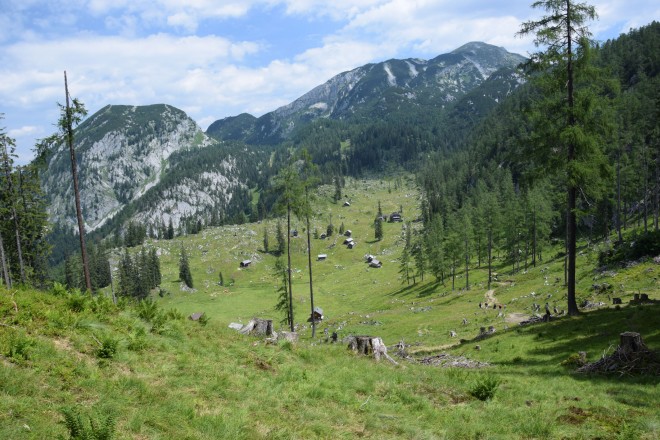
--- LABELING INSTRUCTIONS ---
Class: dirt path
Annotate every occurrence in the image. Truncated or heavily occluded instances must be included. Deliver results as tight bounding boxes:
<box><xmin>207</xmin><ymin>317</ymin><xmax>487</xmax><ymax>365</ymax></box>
<box><xmin>484</xmin><ymin>289</ymin><xmax>530</xmax><ymax>324</ymax></box>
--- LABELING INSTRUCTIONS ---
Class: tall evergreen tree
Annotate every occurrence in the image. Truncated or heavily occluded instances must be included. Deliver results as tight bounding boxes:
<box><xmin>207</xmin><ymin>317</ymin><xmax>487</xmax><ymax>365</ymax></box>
<box><xmin>273</xmin><ymin>257</ymin><xmax>291</xmax><ymax>326</ymax></box>
<box><xmin>263</xmin><ymin>226</ymin><xmax>269</xmax><ymax>253</ymax></box>
<box><xmin>179</xmin><ymin>246</ymin><xmax>193</xmax><ymax>288</ymax></box>
<box><xmin>518</xmin><ymin>0</ymin><xmax>613</xmax><ymax>315</ymax></box>
<box><xmin>275</xmin><ymin>221</ymin><xmax>285</xmax><ymax>255</ymax></box>
<box><xmin>0</xmin><ymin>126</ymin><xmax>25</xmax><ymax>284</ymax></box>
<box><xmin>272</xmin><ymin>164</ymin><xmax>303</xmax><ymax>331</ymax></box>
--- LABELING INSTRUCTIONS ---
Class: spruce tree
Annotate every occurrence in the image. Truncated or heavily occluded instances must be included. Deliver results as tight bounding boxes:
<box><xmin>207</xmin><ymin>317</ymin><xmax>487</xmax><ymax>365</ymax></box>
<box><xmin>263</xmin><ymin>227</ymin><xmax>269</xmax><ymax>253</ymax></box>
<box><xmin>275</xmin><ymin>221</ymin><xmax>285</xmax><ymax>255</ymax></box>
<box><xmin>179</xmin><ymin>246</ymin><xmax>193</xmax><ymax>288</ymax></box>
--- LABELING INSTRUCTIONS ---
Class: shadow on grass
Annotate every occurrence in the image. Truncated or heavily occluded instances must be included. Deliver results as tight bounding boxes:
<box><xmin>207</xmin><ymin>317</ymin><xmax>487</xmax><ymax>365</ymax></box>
<box><xmin>388</xmin><ymin>280</ymin><xmax>450</xmax><ymax>298</ymax></box>
<box><xmin>490</xmin><ymin>304</ymin><xmax>660</xmax><ymax>382</ymax></box>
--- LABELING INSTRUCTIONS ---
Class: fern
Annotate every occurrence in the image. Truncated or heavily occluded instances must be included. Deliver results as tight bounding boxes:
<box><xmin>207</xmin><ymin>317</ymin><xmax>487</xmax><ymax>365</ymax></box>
<box><xmin>60</xmin><ymin>407</ymin><xmax>116</xmax><ymax>440</ymax></box>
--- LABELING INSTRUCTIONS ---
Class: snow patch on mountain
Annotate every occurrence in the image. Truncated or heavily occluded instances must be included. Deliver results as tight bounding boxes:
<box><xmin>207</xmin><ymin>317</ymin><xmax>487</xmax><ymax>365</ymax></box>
<box><xmin>384</xmin><ymin>63</ymin><xmax>397</xmax><ymax>86</ymax></box>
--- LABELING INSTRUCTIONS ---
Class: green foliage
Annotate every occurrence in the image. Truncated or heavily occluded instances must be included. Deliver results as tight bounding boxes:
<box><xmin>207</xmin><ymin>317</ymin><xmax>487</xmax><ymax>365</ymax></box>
<box><xmin>273</xmin><ymin>257</ymin><xmax>290</xmax><ymax>325</ymax></box>
<box><xmin>60</xmin><ymin>407</ymin><xmax>116</xmax><ymax>440</ymax></box>
<box><xmin>178</xmin><ymin>246</ymin><xmax>193</xmax><ymax>288</ymax></box>
<box><xmin>95</xmin><ymin>333</ymin><xmax>120</xmax><ymax>359</ymax></box>
<box><xmin>197</xmin><ymin>312</ymin><xmax>210</xmax><ymax>326</ymax></box>
<box><xmin>600</xmin><ymin>230</ymin><xmax>660</xmax><ymax>265</ymax></box>
<box><xmin>469</xmin><ymin>376</ymin><xmax>501</xmax><ymax>401</ymax></box>
<box><xmin>5</xmin><ymin>331</ymin><xmax>35</xmax><ymax>361</ymax></box>
<box><xmin>136</xmin><ymin>298</ymin><xmax>159</xmax><ymax>322</ymax></box>
<box><xmin>52</xmin><ymin>281</ymin><xmax>68</xmax><ymax>296</ymax></box>
<box><xmin>66</xmin><ymin>290</ymin><xmax>88</xmax><ymax>313</ymax></box>
<box><xmin>126</xmin><ymin>327</ymin><xmax>148</xmax><ymax>352</ymax></box>
<box><xmin>374</xmin><ymin>217</ymin><xmax>383</xmax><ymax>241</ymax></box>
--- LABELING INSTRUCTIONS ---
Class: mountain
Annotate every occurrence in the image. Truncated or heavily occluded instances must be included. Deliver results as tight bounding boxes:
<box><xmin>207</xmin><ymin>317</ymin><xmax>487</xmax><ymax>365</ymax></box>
<box><xmin>206</xmin><ymin>42</ymin><xmax>527</xmax><ymax>145</ymax></box>
<box><xmin>40</xmin><ymin>104</ymin><xmax>267</xmax><ymax>241</ymax></box>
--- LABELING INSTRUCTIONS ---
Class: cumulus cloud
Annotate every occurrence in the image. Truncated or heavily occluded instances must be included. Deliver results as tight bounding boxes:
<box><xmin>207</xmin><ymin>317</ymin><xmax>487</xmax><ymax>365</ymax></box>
<box><xmin>1</xmin><ymin>0</ymin><xmax>657</xmax><ymax>164</ymax></box>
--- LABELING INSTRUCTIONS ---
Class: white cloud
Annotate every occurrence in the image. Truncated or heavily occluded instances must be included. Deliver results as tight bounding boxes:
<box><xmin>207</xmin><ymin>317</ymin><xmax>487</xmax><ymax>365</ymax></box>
<box><xmin>8</xmin><ymin>126</ymin><xmax>39</xmax><ymax>138</ymax></box>
<box><xmin>1</xmin><ymin>0</ymin><xmax>658</xmax><ymax>164</ymax></box>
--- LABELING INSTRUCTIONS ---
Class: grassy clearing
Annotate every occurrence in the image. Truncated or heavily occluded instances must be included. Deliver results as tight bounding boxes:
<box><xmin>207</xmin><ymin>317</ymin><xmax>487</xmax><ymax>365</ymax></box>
<box><xmin>1</xmin><ymin>177</ymin><xmax>659</xmax><ymax>439</ymax></box>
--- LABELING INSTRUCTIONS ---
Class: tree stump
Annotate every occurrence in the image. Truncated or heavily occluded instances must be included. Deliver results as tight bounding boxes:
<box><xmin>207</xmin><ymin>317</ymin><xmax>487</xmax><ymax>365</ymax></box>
<box><xmin>239</xmin><ymin>318</ymin><xmax>273</xmax><ymax>336</ymax></box>
<box><xmin>619</xmin><ymin>332</ymin><xmax>644</xmax><ymax>355</ymax></box>
<box><xmin>347</xmin><ymin>336</ymin><xmax>373</xmax><ymax>355</ymax></box>
<box><xmin>612</xmin><ymin>298</ymin><xmax>622</xmax><ymax>305</ymax></box>
<box><xmin>278</xmin><ymin>331</ymin><xmax>298</xmax><ymax>343</ymax></box>
<box><xmin>640</xmin><ymin>293</ymin><xmax>649</xmax><ymax>301</ymax></box>
<box><xmin>633</xmin><ymin>293</ymin><xmax>640</xmax><ymax>301</ymax></box>
<box><xmin>347</xmin><ymin>336</ymin><xmax>397</xmax><ymax>365</ymax></box>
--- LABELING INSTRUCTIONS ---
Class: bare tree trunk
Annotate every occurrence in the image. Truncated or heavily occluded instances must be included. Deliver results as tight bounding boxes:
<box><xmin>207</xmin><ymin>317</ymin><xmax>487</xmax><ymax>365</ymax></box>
<box><xmin>532</xmin><ymin>206</ymin><xmax>537</xmax><ymax>267</ymax></box>
<box><xmin>286</xmin><ymin>205</ymin><xmax>294</xmax><ymax>332</ymax></box>
<box><xmin>306</xmin><ymin>211</ymin><xmax>316</xmax><ymax>338</ymax></box>
<box><xmin>0</xmin><ymin>232</ymin><xmax>11</xmax><ymax>288</ymax></box>
<box><xmin>487</xmin><ymin>228</ymin><xmax>492</xmax><ymax>289</ymax></box>
<box><xmin>616</xmin><ymin>142</ymin><xmax>623</xmax><ymax>242</ymax></box>
<box><xmin>464</xmin><ymin>235</ymin><xmax>469</xmax><ymax>290</ymax></box>
<box><xmin>64</xmin><ymin>71</ymin><xmax>92</xmax><ymax>293</ymax></box>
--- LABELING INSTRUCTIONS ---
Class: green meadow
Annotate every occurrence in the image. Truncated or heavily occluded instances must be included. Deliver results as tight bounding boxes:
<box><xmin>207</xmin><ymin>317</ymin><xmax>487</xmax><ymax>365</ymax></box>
<box><xmin>1</xmin><ymin>177</ymin><xmax>659</xmax><ymax>439</ymax></box>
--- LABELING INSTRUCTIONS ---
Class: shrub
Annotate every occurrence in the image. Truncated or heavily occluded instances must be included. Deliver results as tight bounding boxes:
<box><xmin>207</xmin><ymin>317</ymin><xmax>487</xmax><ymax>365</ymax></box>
<box><xmin>6</xmin><ymin>332</ymin><xmax>35</xmax><ymax>361</ymax></box>
<box><xmin>52</xmin><ymin>282</ymin><xmax>68</xmax><ymax>297</ymax></box>
<box><xmin>165</xmin><ymin>308</ymin><xmax>184</xmax><ymax>321</ymax></box>
<box><xmin>95</xmin><ymin>334</ymin><xmax>120</xmax><ymax>359</ymax></box>
<box><xmin>126</xmin><ymin>327</ymin><xmax>148</xmax><ymax>352</ymax></box>
<box><xmin>197</xmin><ymin>312</ymin><xmax>210</xmax><ymax>326</ymax></box>
<box><xmin>66</xmin><ymin>291</ymin><xmax>88</xmax><ymax>313</ymax></box>
<box><xmin>136</xmin><ymin>299</ymin><xmax>158</xmax><ymax>322</ymax></box>
<box><xmin>469</xmin><ymin>376</ymin><xmax>501</xmax><ymax>401</ymax></box>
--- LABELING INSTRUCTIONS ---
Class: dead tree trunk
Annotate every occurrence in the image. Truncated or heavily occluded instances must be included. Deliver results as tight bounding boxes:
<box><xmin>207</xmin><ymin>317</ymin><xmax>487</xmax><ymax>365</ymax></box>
<box><xmin>0</xmin><ymin>232</ymin><xmax>11</xmax><ymax>288</ymax></box>
<box><xmin>64</xmin><ymin>71</ymin><xmax>92</xmax><ymax>293</ymax></box>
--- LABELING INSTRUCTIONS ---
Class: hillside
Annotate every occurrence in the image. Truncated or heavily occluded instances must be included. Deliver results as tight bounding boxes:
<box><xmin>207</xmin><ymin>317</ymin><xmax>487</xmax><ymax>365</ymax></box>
<box><xmin>1</xmin><ymin>177</ymin><xmax>658</xmax><ymax>439</ymax></box>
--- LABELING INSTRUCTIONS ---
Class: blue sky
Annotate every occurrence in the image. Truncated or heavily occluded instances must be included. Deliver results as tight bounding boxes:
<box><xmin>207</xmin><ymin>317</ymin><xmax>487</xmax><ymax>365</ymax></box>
<box><xmin>1</xmin><ymin>0</ymin><xmax>658</xmax><ymax>164</ymax></box>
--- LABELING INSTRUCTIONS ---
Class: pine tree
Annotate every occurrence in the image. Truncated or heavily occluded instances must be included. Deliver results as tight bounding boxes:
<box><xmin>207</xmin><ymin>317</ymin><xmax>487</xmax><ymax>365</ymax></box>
<box><xmin>273</xmin><ymin>257</ymin><xmax>291</xmax><ymax>326</ymax></box>
<box><xmin>179</xmin><ymin>246</ymin><xmax>193</xmax><ymax>288</ymax></box>
<box><xmin>263</xmin><ymin>227</ymin><xmax>269</xmax><ymax>253</ymax></box>
<box><xmin>149</xmin><ymin>248</ymin><xmax>163</xmax><ymax>289</ymax></box>
<box><xmin>276</xmin><ymin>221</ymin><xmax>285</xmax><ymax>255</ymax></box>
<box><xmin>167</xmin><ymin>218</ymin><xmax>174</xmax><ymax>240</ymax></box>
<box><xmin>0</xmin><ymin>126</ymin><xmax>25</xmax><ymax>284</ymax></box>
<box><xmin>117</xmin><ymin>248</ymin><xmax>135</xmax><ymax>297</ymax></box>
<box><xmin>425</xmin><ymin>215</ymin><xmax>446</xmax><ymax>283</ymax></box>
<box><xmin>399</xmin><ymin>223</ymin><xmax>413</xmax><ymax>285</ymax></box>
<box><xmin>518</xmin><ymin>0</ymin><xmax>613</xmax><ymax>315</ymax></box>
<box><xmin>374</xmin><ymin>217</ymin><xmax>384</xmax><ymax>241</ymax></box>
<box><xmin>272</xmin><ymin>163</ymin><xmax>303</xmax><ymax>332</ymax></box>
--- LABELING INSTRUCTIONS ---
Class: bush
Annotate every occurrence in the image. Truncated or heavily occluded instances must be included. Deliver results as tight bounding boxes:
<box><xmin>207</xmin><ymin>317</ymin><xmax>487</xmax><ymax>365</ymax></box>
<box><xmin>6</xmin><ymin>332</ymin><xmax>35</xmax><ymax>361</ymax></box>
<box><xmin>136</xmin><ymin>299</ymin><xmax>158</xmax><ymax>322</ymax></box>
<box><xmin>66</xmin><ymin>291</ymin><xmax>88</xmax><ymax>313</ymax></box>
<box><xmin>95</xmin><ymin>334</ymin><xmax>120</xmax><ymax>359</ymax></box>
<box><xmin>469</xmin><ymin>376</ymin><xmax>501</xmax><ymax>401</ymax></box>
<box><xmin>52</xmin><ymin>282</ymin><xmax>68</xmax><ymax>297</ymax></box>
<box><xmin>126</xmin><ymin>327</ymin><xmax>148</xmax><ymax>352</ymax></box>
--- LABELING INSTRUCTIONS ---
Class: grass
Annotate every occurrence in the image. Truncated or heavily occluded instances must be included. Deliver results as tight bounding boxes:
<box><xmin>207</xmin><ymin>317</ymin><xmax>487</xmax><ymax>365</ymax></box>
<box><xmin>1</xmin><ymin>176</ymin><xmax>659</xmax><ymax>439</ymax></box>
